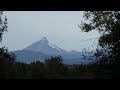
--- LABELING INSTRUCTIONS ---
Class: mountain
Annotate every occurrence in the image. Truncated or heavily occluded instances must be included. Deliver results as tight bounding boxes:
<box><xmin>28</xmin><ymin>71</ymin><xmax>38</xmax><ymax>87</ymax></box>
<box><xmin>11</xmin><ymin>50</ymin><xmax>49</xmax><ymax>63</ymax></box>
<box><xmin>23</xmin><ymin>37</ymin><xmax>83</xmax><ymax>59</ymax></box>
<box><xmin>10</xmin><ymin>37</ymin><xmax>93</xmax><ymax>64</ymax></box>
<box><xmin>23</xmin><ymin>37</ymin><xmax>68</xmax><ymax>56</ymax></box>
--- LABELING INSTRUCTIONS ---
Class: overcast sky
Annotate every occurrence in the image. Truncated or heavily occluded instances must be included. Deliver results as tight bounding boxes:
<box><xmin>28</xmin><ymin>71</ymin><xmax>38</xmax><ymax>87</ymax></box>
<box><xmin>1</xmin><ymin>11</ymin><xmax>100</xmax><ymax>52</ymax></box>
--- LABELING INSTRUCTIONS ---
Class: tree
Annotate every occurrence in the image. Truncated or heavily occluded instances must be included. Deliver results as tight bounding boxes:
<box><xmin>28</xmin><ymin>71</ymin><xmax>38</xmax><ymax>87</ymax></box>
<box><xmin>31</xmin><ymin>61</ymin><xmax>45</xmax><ymax>79</ymax></box>
<box><xmin>44</xmin><ymin>56</ymin><xmax>63</xmax><ymax>73</ymax></box>
<box><xmin>0</xmin><ymin>11</ymin><xmax>15</xmax><ymax>60</ymax></box>
<box><xmin>0</xmin><ymin>11</ymin><xmax>8</xmax><ymax>57</ymax></box>
<box><xmin>79</xmin><ymin>11</ymin><xmax>120</xmax><ymax>78</ymax></box>
<box><xmin>79</xmin><ymin>11</ymin><xmax>120</xmax><ymax>62</ymax></box>
<box><xmin>0</xmin><ymin>11</ymin><xmax>7</xmax><ymax>42</ymax></box>
<box><xmin>44</xmin><ymin>56</ymin><xmax>64</xmax><ymax>78</ymax></box>
<box><xmin>0</xmin><ymin>11</ymin><xmax>16</xmax><ymax>79</ymax></box>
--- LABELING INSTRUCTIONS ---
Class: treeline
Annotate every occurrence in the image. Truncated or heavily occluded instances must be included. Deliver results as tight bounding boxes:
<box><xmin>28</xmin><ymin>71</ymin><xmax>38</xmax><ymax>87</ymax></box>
<box><xmin>0</xmin><ymin>54</ymin><xmax>117</xmax><ymax>79</ymax></box>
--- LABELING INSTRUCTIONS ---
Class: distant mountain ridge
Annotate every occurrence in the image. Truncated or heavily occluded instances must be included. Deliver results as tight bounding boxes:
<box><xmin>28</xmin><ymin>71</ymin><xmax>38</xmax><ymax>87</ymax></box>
<box><xmin>10</xmin><ymin>37</ymin><xmax>93</xmax><ymax>64</ymax></box>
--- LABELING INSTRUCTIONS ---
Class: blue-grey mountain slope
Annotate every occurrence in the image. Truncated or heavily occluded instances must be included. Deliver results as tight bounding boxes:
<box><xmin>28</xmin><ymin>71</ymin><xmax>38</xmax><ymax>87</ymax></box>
<box><xmin>23</xmin><ymin>37</ymin><xmax>68</xmax><ymax>56</ymax></box>
<box><xmin>11</xmin><ymin>50</ymin><xmax>49</xmax><ymax>63</ymax></box>
<box><xmin>10</xmin><ymin>37</ymin><xmax>94</xmax><ymax>64</ymax></box>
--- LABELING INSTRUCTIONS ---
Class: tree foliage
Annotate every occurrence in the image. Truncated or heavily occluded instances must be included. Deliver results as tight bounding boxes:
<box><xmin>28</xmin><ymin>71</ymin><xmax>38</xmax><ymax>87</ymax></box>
<box><xmin>0</xmin><ymin>11</ymin><xmax>16</xmax><ymax>79</ymax></box>
<box><xmin>79</xmin><ymin>11</ymin><xmax>120</xmax><ymax>78</ymax></box>
<box><xmin>0</xmin><ymin>11</ymin><xmax>7</xmax><ymax>42</ymax></box>
<box><xmin>80</xmin><ymin>11</ymin><xmax>120</xmax><ymax>47</ymax></box>
<box><xmin>0</xmin><ymin>56</ymin><xmax>98</xmax><ymax>79</ymax></box>
<box><xmin>79</xmin><ymin>11</ymin><xmax>120</xmax><ymax>62</ymax></box>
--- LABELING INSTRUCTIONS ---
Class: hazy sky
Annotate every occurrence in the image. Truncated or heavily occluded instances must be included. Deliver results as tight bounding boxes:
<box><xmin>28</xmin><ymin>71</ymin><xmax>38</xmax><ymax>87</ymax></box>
<box><xmin>1</xmin><ymin>11</ymin><xmax>100</xmax><ymax>52</ymax></box>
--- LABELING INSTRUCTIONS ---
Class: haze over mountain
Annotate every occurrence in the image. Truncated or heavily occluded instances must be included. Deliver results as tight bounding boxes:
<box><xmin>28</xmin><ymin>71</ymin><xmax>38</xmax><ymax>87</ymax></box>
<box><xmin>10</xmin><ymin>37</ymin><xmax>93</xmax><ymax>64</ymax></box>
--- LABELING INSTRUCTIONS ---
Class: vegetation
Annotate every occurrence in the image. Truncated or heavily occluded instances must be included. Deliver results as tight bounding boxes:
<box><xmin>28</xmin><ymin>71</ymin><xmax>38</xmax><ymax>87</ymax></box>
<box><xmin>79</xmin><ymin>11</ymin><xmax>120</xmax><ymax>79</ymax></box>
<box><xmin>0</xmin><ymin>56</ymin><xmax>99</xmax><ymax>79</ymax></box>
<box><xmin>0</xmin><ymin>11</ymin><xmax>120</xmax><ymax>79</ymax></box>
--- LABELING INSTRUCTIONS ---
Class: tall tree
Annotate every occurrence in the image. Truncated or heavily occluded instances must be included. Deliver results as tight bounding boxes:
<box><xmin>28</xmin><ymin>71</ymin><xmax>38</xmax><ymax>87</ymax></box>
<box><xmin>79</xmin><ymin>11</ymin><xmax>120</xmax><ymax>63</ymax></box>
<box><xmin>0</xmin><ymin>11</ymin><xmax>16</xmax><ymax>79</ymax></box>
<box><xmin>79</xmin><ymin>11</ymin><xmax>120</xmax><ymax>78</ymax></box>
<box><xmin>0</xmin><ymin>11</ymin><xmax>8</xmax><ymax>58</ymax></box>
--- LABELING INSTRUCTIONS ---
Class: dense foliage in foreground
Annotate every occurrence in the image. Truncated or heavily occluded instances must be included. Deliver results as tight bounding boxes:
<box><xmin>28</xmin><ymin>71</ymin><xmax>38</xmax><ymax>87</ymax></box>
<box><xmin>0</xmin><ymin>55</ymin><xmax>119</xmax><ymax>79</ymax></box>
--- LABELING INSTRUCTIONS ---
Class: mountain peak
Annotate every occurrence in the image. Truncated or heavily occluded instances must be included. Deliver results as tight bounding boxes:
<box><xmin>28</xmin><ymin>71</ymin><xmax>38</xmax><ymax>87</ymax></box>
<box><xmin>40</xmin><ymin>37</ymin><xmax>48</xmax><ymax>43</ymax></box>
